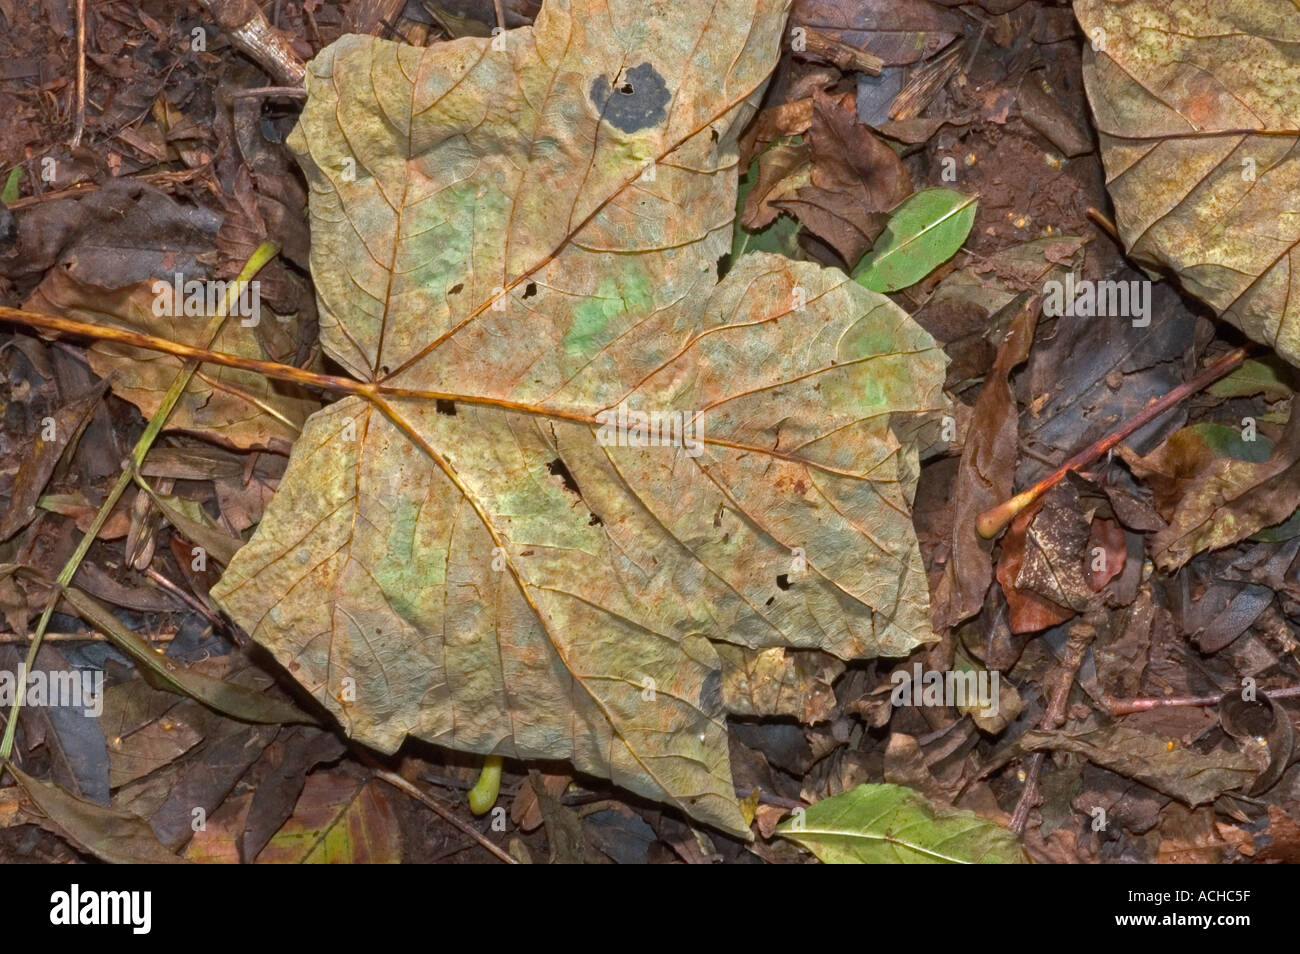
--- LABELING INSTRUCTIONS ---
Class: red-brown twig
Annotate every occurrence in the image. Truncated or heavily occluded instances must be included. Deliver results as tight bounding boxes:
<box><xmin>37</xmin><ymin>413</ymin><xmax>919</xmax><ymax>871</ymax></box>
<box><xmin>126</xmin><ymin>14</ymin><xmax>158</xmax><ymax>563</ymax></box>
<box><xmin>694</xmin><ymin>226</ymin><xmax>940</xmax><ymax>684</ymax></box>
<box><xmin>372</xmin><ymin>768</ymin><xmax>516</xmax><ymax>864</ymax></box>
<box><xmin>1106</xmin><ymin>685</ymin><xmax>1300</xmax><ymax>716</ymax></box>
<box><xmin>976</xmin><ymin>346</ymin><xmax>1247</xmax><ymax>539</ymax></box>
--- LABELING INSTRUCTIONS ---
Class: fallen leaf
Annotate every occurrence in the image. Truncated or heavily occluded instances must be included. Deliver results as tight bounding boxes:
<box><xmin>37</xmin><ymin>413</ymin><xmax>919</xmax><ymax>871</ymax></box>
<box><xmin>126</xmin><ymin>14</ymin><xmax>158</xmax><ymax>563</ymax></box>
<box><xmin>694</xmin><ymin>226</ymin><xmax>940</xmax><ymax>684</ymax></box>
<box><xmin>1020</xmin><ymin>721</ymin><xmax>1256</xmax><ymax>807</ymax></box>
<box><xmin>212</xmin><ymin>2</ymin><xmax>948</xmax><ymax>834</ymax></box>
<box><xmin>1076</xmin><ymin>0</ymin><xmax>1300</xmax><ymax>366</ymax></box>
<box><xmin>852</xmin><ymin>188</ymin><xmax>977</xmax><ymax>292</ymax></box>
<box><xmin>778</xmin><ymin>782</ymin><xmax>1028</xmax><ymax>863</ymax></box>
<box><xmin>26</xmin><ymin>268</ymin><xmax>318</xmax><ymax>451</ymax></box>
<box><xmin>256</xmin><ymin>773</ymin><xmax>402</xmax><ymax>863</ymax></box>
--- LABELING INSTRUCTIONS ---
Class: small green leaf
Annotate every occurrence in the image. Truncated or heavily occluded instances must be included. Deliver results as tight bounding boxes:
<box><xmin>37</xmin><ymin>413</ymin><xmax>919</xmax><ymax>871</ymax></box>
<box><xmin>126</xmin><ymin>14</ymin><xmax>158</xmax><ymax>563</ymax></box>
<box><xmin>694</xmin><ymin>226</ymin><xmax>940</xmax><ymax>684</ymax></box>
<box><xmin>778</xmin><ymin>783</ymin><xmax>1027</xmax><ymax>863</ymax></box>
<box><xmin>1</xmin><ymin>167</ymin><xmax>20</xmax><ymax>205</ymax></box>
<box><xmin>1209</xmin><ymin>357</ymin><xmax>1296</xmax><ymax>402</ymax></box>
<box><xmin>852</xmin><ymin>188</ymin><xmax>977</xmax><ymax>292</ymax></box>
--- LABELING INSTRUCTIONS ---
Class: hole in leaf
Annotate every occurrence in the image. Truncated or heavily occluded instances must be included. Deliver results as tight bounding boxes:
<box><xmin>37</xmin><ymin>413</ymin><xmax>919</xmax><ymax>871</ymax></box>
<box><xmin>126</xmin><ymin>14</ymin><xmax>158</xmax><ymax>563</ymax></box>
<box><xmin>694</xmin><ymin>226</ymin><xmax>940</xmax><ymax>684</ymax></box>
<box><xmin>448</xmin><ymin>282</ymin><xmax>463</xmax><ymax>295</ymax></box>
<box><xmin>776</xmin><ymin>574</ymin><xmax>791</xmax><ymax>590</ymax></box>
<box><xmin>588</xmin><ymin>512</ymin><xmax>603</xmax><ymax>526</ymax></box>
<box><xmin>620</xmin><ymin>83</ymin><xmax>634</xmax><ymax>94</ymax></box>
<box><xmin>547</xmin><ymin>457</ymin><xmax>582</xmax><ymax>496</ymax></box>
<box><xmin>523</xmin><ymin>281</ymin><xmax>537</xmax><ymax>299</ymax></box>
<box><xmin>436</xmin><ymin>399</ymin><xmax>457</xmax><ymax>415</ymax></box>
<box><xmin>709</xmin><ymin>127</ymin><xmax>719</xmax><ymax>142</ymax></box>
<box><xmin>764</xmin><ymin>595</ymin><xmax>775</xmax><ymax>606</ymax></box>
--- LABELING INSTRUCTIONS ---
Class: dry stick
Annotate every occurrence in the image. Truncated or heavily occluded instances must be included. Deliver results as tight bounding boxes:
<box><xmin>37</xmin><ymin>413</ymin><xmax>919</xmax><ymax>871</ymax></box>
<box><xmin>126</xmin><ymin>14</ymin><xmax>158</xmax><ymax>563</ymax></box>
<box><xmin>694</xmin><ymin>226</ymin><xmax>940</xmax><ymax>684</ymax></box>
<box><xmin>372</xmin><ymin>768</ymin><xmax>516</xmax><ymax>864</ymax></box>
<box><xmin>1010</xmin><ymin>617</ymin><xmax>1097</xmax><ymax>835</ymax></box>
<box><xmin>1108</xmin><ymin>684</ymin><xmax>1300</xmax><ymax>716</ymax></box>
<box><xmin>0</xmin><ymin>243</ymin><xmax>279</xmax><ymax>764</ymax></box>
<box><xmin>70</xmin><ymin>0</ymin><xmax>86</xmax><ymax>147</ymax></box>
<box><xmin>976</xmin><ymin>346</ymin><xmax>1248</xmax><ymax>539</ymax></box>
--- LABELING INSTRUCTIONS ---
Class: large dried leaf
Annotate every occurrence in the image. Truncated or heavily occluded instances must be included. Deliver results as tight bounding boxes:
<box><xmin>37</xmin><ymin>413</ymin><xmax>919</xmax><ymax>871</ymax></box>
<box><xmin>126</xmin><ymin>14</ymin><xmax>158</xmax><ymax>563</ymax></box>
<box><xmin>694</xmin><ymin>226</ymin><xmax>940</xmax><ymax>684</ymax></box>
<box><xmin>212</xmin><ymin>0</ymin><xmax>947</xmax><ymax>834</ymax></box>
<box><xmin>1076</xmin><ymin>0</ymin><xmax>1300</xmax><ymax>366</ymax></box>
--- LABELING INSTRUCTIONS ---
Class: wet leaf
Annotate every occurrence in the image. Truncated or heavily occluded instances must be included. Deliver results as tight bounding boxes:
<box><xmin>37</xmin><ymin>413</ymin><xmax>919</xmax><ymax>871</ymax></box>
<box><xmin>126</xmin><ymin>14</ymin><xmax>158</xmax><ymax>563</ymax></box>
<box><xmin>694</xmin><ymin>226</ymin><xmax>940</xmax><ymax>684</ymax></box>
<box><xmin>852</xmin><ymin>188</ymin><xmax>977</xmax><ymax>292</ymax></box>
<box><xmin>255</xmin><ymin>773</ymin><xmax>401</xmax><ymax>863</ymax></box>
<box><xmin>8</xmin><ymin>763</ymin><xmax>187</xmax><ymax>864</ymax></box>
<box><xmin>212</xmin><ymin>2</ymin><xmax>948</xmax><ymax>834</ymax></box>
<box><xmin>1076</xmin><ymin>0</ymin><xmax>1300</xmax><ymax>366</ymax></box>
<box><xmin>60</xmin><ymin>586</ymin><xmax>309</xmax><ymax>726</ymax></box>
<box><xmin>1020</xmin><ymin>722</ymin><xmax>1256</xmax><ymax>806</ymax></box>
<box><xmin>778</xmin><ymin>782</ymin><xmax>1028</xmax><ymax>863</ymax></box>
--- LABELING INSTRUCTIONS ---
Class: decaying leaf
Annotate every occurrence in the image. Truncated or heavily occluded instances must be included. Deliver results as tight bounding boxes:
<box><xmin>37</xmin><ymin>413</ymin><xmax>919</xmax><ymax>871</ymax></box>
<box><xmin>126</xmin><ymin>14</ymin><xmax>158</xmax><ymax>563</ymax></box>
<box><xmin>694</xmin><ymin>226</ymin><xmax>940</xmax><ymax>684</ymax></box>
<box><xmin>255</xmin><ymin>773</ymin><xmax>402</xmax><ymax>863</ymax></box>
<box><xmin>717</xmin><ymin>645</ymin><xmax>844</xmax><ymax>724</ymax></box>
<box><xmin>212</xmin><ymin>0</ymin><xmax>947</xmax><ymax>834</ymax></box>
<box><xmin>1020</xmin><ymin>721</ymin><xmax>1256</xmax><ymax>807</ymax></box>
<box><xmin>778</xmin><ymin>782</ymin><xmax>1028</xmax><ymax>864</ymax></box>
<box><xmin>1076</xmin><ymin>0</ymin><xmax>1300</xmax><ymax>366</ymax></box>
<box><xmin>26</xmin><ymin>268</ymin><xmax>318</xmax><ymax>451</ymax></box>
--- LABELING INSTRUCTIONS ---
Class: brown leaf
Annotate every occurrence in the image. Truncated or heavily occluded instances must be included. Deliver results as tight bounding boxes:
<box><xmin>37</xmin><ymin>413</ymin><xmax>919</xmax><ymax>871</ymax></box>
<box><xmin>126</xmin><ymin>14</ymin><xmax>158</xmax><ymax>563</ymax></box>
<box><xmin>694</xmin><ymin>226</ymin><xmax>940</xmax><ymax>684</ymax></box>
<box><xmin>933</xmin><ymin>293</ymin><xmax>1040</xmax><ymax>631</ymax></box>
<box><xmin>771</xmin><ymin>89</ymin><xmax>911</xmax><ymax>265</ymax></box>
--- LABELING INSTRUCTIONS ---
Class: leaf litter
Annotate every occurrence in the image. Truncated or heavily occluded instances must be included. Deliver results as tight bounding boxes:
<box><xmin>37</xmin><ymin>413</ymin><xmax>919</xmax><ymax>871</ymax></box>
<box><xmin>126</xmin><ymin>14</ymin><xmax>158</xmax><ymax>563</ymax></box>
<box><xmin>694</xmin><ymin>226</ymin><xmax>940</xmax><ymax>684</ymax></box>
<box><xmin>0</xmin><ymin>0</ymin><xmax>1298</xmax><ymax>866</ymax></box>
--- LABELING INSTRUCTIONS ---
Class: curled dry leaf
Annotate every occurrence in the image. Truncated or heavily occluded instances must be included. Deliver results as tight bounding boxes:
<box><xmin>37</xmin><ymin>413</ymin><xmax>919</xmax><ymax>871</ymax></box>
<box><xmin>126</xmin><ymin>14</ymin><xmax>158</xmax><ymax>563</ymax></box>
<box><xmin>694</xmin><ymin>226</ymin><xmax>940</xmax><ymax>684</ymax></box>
<box><xmin>211</xmin><ymin>0</ymin><xmax>948</xmax><ymax>834</ymax></box>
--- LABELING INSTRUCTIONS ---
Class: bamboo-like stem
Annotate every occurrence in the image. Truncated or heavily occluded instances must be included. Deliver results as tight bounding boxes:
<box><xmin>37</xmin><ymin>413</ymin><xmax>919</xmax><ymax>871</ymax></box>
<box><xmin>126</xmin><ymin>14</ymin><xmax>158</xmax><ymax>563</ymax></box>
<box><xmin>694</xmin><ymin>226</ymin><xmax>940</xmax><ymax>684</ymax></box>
<box><xmin>975</xmin><ymin>346</ymin><xmax>1248</xmax><ymax>539</ymax></box>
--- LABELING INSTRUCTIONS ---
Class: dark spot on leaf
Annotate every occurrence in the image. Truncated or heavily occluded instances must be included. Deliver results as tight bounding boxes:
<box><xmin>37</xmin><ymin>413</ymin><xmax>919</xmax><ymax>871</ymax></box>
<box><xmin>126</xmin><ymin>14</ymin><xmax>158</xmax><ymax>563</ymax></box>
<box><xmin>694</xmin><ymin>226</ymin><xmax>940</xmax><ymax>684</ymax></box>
<box><xmin>776</xmin><ymin>574</ymin><xmax>791</xmax><ymax>590</ymax></box>
<box><xmin>448</xmin><ymin>282</ymin><xmax>463</xmax><ymax>295</ymax></box>
<box><xmin>588</xmin><ymin>512</ymin><xmax>603</xmax><ymax>526</ymax></box>
<box><xmin>436</xmin><ymin>399</ymin><xmax>456</xmax><ymax>415</ymax></box>
<box><xmin>765</xmin><ymin>595</ymin><xmax>775</xmax><ymax>606</ymax></box>
<box><xmin>589</xmin><ymin>63</ymin><xmax>671</xmax><ymax>133</ymax></box>
<box><xmin>380</xmin><ymin>364</ymin><xmax>390</xmax><ymax>375</ymax></box>
<box><xmin>716</xmin><ymin>252</ymin><xmax>730</xmax><ymax>279</ymax></box>
<box><xmin>709</xmin><ymin>127</ymin><xmax>719</xmax><ymax>143</ymax></box>
<box><xmin>547</xmin><ymin>457</ymin><xmax>582</xmax><ymax>496</ymax></box>
<box><xmin>701</xmin><ymin>669</ymin><xmax>723</xmax><ymax>717</ymax></box>
<box><xmin>523</xmin><ymin>281</ymin><xmax>537</xmax><ymax>299</ymax></box>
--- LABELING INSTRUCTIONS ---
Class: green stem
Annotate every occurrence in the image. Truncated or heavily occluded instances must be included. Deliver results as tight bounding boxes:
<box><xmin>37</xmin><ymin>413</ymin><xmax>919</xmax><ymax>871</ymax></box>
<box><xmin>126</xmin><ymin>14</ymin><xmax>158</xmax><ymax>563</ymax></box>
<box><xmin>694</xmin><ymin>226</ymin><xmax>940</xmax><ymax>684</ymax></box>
<box><xmin>0</xmin><ymin>242</ymin><xmax>279</xmax><ymax>762</ymax></box>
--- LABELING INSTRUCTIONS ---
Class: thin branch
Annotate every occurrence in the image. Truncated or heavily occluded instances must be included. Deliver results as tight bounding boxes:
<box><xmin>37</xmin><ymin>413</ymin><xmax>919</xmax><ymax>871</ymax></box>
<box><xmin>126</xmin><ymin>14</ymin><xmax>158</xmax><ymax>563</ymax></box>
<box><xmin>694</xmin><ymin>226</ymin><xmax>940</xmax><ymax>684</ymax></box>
<box><xmin>977</xmin><ymin>346</ymin><xmax>1247</xmax><ymax>538</ymax></box>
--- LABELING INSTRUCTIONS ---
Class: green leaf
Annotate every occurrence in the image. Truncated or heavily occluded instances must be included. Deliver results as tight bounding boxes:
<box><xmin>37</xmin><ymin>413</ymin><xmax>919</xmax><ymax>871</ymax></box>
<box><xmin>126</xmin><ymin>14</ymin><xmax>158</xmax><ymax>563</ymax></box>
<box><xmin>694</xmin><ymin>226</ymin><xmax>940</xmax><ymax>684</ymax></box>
<box><xmin>1209</xmin><ymin>357</ymin><xmax>1296</xmax><ymax>402</ymax></box>
<box><xmin>255</xmin><ymin>774</ymin><xmax>401</xmax><ymax>863</ymax></box>
<box><xmin>778</xmin><ymin>783</ymin><xmax>1028</xmax><ymax>863</ymax></box>
<box><xmin>1</xmin><ymin>167</ymin><xmax>20</xmax><ymax>205</ymax></box>
<box><xmin>852</xmin><ymin>188</ymin><xmax>977</xmax><ymax>292</ymax></box>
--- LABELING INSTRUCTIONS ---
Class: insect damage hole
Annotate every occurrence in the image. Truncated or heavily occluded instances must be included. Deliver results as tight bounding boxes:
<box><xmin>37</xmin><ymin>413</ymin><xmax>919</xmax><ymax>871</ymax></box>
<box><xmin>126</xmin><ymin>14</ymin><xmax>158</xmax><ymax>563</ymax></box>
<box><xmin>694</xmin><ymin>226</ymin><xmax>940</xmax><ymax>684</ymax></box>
<box><xmin>523</xmin><ymin>281</ymin><xmax>538</xmax><ymax>299</ymax></box>
<box><xmin>776</xmin><ymin>574</ymin><xmax>791</xmax><ymax>590</ymax></box>
<box><xmin>436</xmin><ymin>399</ymin><xmax>456</xmax><ymax>415</ymax></box>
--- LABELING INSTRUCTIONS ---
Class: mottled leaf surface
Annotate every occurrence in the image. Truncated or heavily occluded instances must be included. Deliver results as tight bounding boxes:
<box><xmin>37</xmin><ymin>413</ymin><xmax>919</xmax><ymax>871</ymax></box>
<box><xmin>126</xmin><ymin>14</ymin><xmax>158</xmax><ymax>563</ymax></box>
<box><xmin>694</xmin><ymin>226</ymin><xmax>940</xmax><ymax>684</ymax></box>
<box><xmin>1076</xmin><ymin>0</ymin><xmax>1300</xmax><ymax>365</ymax></box>
<box><xmin>212</xmin><ymin>0</ymin><xmax>947</xmax><ymax>833</ymax></box>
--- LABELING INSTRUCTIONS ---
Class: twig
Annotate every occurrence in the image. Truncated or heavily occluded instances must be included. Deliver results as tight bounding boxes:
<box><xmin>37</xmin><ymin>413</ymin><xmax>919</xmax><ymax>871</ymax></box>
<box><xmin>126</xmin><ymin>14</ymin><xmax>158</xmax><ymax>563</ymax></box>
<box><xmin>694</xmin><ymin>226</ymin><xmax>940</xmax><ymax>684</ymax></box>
<box><xmin>977</xmin><ymin>346</ymin><xmax>1247</xmax><ymax>538</ymax></box>
<box><xmin>1010</xmin><ymin>618</ymin><xmax>1096</xmax><ymax>834</ymax></box>
<box><xmin>228</xmin><ymin>86</ymin><xmax>307</xmax><ymax>100</ymax></box>
<box><xmin>195</xmin><ymin>0</ymin><xmax>306</xmax><ymax>87</ymax></box>
<box><xmin>70</xmin><ymin>0</ymin><xmax>86</xmax><ymax>147</ymax></box>
<box><xmin>0</xmin><ymin>630</ymin><xmax>175</xmax><ymax>644</ymax></box>
<box><xmin>1107</xmin><ymin>685</ymin><xmax>1300</xmax><ymax>716</ymax></box>
<box><xmin>3</xmin><ymin>166</ymin><xmax>212</xmax><ymax>211</ymax></box>
<box><xmin>372</xmin><ymin>767</ymin><xmax>516</xmax><ymax>864</ymax></box>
